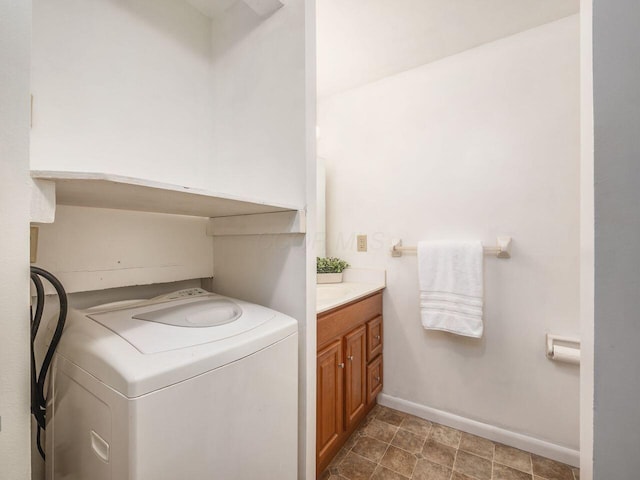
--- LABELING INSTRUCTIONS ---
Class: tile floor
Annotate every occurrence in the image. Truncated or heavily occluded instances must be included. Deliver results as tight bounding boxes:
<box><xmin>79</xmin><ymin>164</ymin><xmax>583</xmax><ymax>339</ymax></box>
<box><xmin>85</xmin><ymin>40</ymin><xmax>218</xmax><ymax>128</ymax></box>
<box><xmin>320</xmin><ymin>405</ymin><xmax>579</xmax><ymax>480</ymax></box>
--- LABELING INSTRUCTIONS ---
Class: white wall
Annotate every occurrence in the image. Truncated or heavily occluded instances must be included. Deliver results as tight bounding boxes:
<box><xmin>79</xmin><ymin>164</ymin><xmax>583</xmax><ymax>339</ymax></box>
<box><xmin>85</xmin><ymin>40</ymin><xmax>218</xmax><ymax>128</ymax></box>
<box><xmin>31</xmin><ymin>0</ymin><xmax>215</xmax><ymax>191</ymax></box>
<box><xmin>30</xmin><ymin>0</ymin><xmax>309</xmax><ymax>296</ymax></box>
<box><xmin>35</xmin><ymin>206</ymin><xmax>214</xmax><ymax>293</ymax></box>
<box><xmin>207</xmin><ymin>1</ymin><xmax>315</xmax><ymax>477</ymax></box>
<box><xmin>28</xmin><ymin>0</ymin><xmax>217</xmax><ymax>298</ymax></box>
<box><xmin>316</xmin><ymin>0</ymin><xmax>579</xmax><ymax>97</ymax></box>
<box><xmin>0</xmin><ymin>1</ymin><xmax>32</xmax><ymax>478</ymax></box>
<box><xmin>209</xmin><ymin>0</ymin><xmax>307</xmax><ymax>207</ymax></box>
<box><xmin>304</xmin><ymin>4</ymin><xmax>318</xmax><ymax>476</ymax></box>
<box><xmin>579</xmin><ymin>0</ymin><xmax>594</xmax><ymax>477</ymax></box>
<box><xmin>319</xmin><ymin>15</ymin><xmax>580</xmax><ymax>457</ymax></box>
<box><xmin>316</xmin><ymin>157</ymin><xmax>326</xmax><ymax>257</ymax></box>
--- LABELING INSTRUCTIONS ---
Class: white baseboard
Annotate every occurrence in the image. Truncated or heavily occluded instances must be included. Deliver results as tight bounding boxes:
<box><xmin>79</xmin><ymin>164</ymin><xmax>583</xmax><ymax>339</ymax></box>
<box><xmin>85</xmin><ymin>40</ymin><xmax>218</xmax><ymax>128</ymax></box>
<box><xmin>378</xmin><ymin>393</ymin><xmax>580</xmax><ymax>467</ymax></box>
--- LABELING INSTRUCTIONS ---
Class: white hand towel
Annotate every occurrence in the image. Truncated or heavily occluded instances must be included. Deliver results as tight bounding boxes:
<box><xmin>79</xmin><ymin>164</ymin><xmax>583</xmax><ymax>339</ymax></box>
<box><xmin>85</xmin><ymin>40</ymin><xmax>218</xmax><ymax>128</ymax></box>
<box><xmin>418</xmin><ymin>240</ymin><xmax>484</xmax><ymax>338</ymax></box>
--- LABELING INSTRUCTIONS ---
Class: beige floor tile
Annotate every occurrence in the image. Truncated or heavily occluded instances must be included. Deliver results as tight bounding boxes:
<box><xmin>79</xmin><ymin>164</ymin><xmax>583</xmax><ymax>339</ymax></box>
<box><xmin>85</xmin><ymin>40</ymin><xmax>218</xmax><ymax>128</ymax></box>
<box><xmin>323</xmin><ymin>406</ymin><xmax>578</xmax><ymax>480</ymax></box>
<box><xmin>376</xmin><ymin>407</ymin><xmax>406</xmax><ymax>427</ymax></box>
<box><xmin>379</xmin><ymin>445</ymin><xmax>417</xmax><ymax>478</ymax></box>
<box><xmin>351</xmin><ymin>435</ymin><xmax>389</xmax><ymax>463</ymax></box>
<box><xmin>337</xmin><ymin>452</ymin><xmax>377</xmax><ymax>480</ymax></box>
<box><xmin>391</xmin><ymin>428</ymin><xmax>425</xmax><ymax>454</ymax></box>
<box><xmin>453</xmin><ymin>450</ymin><xmax>492</xmax><ymax>480</ymax></box>
<box><xmin>459</xmin><ymin>432</ymin><xmax>494</xmax><ymax>460</ymax></box>
<box><xmin>398</xmin><ymin>415</ymin><xmax>432</xmax><ymax>437</ymax></box>
<box><xmin>362</xmin><ymin>419</ymin><xmax>399</xmax><ymax>443</ymax></box>
<box><xmin>531</xmin><ymin>455</ymin><xmax>575</xmax><ymax>480</ymax></box>
<box><xmin>360</xmin><ymin>410</ymin><xmax>377</xmax><ymax>428</ymax></box>
<box><xmin>494</xmin><ymin>444</ymin><xmax>533</xmax><ymax>473</ymax></box>
<box><xmin>412</xmin><ymin>459</ymin><xmax>452</xmax><ymax>480</ymax></box>
<box><xmin>451</xmin><ymin>472</ymin><xmax>476</xmax><ymax>480</ymax></box>
<box><xmin>370</xmin><ymin>465</ymin><xmax>410</xmax><ymax>479</ymax></box>
<box><xmin>429</xmin><ymin>424</ymin><xmax>462</xmax><ymax>448</ymax></box>
<box><xmin>421</xmin><ymin>439</ymin><xmax>456</xmax><ymax>468</ymax></box>
<box><xmin>329</xmin><ymin>447</ymin><xmax>349</xmax><ymax>468</ymax></box>
<box><xmin>493</xmin><ymin>462</ymin><xmax>534</xmax><ymax>480</ymax></box>
<box><xmin>343</xmin><ymin>430</ymin><xmax>361</xmax><ymax>451</ymax></box>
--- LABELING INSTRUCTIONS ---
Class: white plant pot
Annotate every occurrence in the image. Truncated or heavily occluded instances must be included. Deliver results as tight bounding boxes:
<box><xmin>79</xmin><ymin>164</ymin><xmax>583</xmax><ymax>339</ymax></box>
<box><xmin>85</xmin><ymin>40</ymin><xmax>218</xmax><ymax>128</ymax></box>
<box><xmin>317</xmin><ymin>273</ymin><xmax>343</xmax><ymax>284</ymax></box>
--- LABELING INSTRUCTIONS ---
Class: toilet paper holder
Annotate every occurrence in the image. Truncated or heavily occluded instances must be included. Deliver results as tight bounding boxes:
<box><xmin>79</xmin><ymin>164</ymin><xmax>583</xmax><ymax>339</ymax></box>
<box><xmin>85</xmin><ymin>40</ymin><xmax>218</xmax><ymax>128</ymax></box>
<box><xmin>546</xmin><ymin>334</ymin><xmax>581</xmax><ymax>365</ymax></box>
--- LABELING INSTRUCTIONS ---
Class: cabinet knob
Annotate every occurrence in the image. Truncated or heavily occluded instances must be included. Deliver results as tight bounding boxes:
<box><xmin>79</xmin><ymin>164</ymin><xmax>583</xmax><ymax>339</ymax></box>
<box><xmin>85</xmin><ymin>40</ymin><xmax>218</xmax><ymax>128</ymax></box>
<box><xmin>375</xmin><ymin>376</ymin><xmax>381</xmax><ymax>382</ymax></box>
<box><xmin>338</xmin><ymin>363</ymin><xmax>345</xmax><ymax>368</ymax></box>
<box><xmin>375</xmin><ymin>335</ymin><xmax>381</xmax><ymax>340</ymax></box>
<box><xmin>347</xmin><ymin>355</ymin><xmax>354</xmax><ymax>361</ymax></box>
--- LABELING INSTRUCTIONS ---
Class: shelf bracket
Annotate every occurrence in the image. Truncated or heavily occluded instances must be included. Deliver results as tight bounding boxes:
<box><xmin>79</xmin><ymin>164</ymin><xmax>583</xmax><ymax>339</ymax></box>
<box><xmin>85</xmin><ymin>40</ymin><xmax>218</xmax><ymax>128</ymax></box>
<box><xmin>30</xmin><ymin>178</ymin><xmax>56</xmax><ymax>224</ymax></box>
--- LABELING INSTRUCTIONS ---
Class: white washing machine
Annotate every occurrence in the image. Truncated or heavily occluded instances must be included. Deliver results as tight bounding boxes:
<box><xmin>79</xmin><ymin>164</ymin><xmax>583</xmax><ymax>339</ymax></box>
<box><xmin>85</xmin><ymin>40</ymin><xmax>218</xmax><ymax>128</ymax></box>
<box><xmin>44</xmin><ymin>288</ymin><xmax>298</xmax><ymax>480</ymax></box>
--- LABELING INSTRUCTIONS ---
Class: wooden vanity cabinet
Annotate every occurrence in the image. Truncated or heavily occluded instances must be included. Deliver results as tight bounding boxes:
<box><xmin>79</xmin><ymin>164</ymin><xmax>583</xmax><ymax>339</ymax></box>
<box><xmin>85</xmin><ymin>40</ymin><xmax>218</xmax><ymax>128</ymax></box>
<box><xmin>316</xmin><ymin>292</ymin><xmax>384</xmax><ymax>476</ymax></box>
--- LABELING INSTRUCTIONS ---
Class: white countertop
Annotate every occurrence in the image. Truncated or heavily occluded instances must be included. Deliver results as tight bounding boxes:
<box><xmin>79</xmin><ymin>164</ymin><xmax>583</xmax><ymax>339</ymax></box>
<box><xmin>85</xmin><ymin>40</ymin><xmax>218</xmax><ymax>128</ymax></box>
<box><xmin>316</xmin><ymin>269</ymin><xmax>386</xmax><ymax>314</ymax></box>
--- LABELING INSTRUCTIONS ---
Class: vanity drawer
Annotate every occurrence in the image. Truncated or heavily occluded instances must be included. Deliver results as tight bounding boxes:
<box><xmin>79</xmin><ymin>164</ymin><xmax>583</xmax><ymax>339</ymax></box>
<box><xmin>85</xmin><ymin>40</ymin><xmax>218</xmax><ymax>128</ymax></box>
<box><xmin>317</xmin><ymin>292</ymin><xmax>382</xmax><ymax>349</ymax></box>
<box><xmin>366</xmin><ymin>316</ymin><xmax>383</xmax><ymax>361</ymax></box>
<box><xmin>367</xmin><ymin>355</ymin><xmax>383</xmax><ymax>404</ymax></box>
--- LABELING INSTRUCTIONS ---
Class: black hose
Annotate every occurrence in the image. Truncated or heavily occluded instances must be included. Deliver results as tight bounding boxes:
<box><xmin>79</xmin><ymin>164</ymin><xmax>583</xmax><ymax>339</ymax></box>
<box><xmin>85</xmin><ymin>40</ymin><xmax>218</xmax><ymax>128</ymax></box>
<box><xmin>30</xmin><ymin>266</ymin><xmax>68</xmax><ymax>461</ymax></box>
<box><xmin>29</xmin><ymin>273</ymin><xmax>45</xmax><ymax>427</ymax></box>
<box><xmin>30</xmin><ymin>273</ymin><xmax>44</xmax><ymax>340</ymax></box>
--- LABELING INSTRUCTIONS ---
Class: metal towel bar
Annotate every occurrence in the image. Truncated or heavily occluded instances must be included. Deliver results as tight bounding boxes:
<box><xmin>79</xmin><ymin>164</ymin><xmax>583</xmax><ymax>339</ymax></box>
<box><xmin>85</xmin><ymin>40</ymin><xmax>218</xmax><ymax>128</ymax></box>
<box><xmin>390</xmin><ymin>237</ymin><xmax>512</xmax><ymax>258</ymax></box>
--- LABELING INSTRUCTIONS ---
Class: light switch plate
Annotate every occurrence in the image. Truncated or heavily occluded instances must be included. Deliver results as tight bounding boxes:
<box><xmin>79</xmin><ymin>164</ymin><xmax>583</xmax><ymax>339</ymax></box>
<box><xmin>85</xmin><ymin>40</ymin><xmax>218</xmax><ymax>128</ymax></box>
<box><xmin>357</xmin><ymin>235</ymin><xmax>367</xmax><ymax>252</ymax></box>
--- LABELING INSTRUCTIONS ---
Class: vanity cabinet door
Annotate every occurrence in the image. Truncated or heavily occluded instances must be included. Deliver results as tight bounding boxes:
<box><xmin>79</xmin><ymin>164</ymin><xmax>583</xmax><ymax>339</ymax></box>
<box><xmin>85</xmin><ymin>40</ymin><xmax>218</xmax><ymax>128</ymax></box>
<box><xmin>317</xmin><ymin>339</ymin><xmax>344</xmax><ymax>466</ymax></box>
<box><xmin>344</xmin><ymin>325</ymin><xmax>367</xmax><ymax>429</ymax></box>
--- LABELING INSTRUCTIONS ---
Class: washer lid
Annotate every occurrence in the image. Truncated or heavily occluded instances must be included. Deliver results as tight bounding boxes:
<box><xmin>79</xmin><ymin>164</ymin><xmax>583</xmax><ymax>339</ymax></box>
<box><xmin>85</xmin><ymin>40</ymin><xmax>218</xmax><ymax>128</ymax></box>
<box><xmin>87</xmin><ymin>295</ymin><xmax>271</xmax><ymax>354</ymax></box>
<box><xmin>132</xmin><ymin>298</ymin><xmax>242</xmax><ymax>327</ymax></box>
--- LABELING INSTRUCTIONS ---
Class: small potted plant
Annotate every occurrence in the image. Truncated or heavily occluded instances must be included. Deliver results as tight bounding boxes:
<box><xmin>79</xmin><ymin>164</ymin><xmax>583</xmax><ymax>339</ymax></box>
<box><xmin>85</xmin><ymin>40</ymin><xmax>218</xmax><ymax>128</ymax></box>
<box><xmin>317</xmin><ymin>257</ymin><xmax>350</xmax><ymax>284</ymax></box>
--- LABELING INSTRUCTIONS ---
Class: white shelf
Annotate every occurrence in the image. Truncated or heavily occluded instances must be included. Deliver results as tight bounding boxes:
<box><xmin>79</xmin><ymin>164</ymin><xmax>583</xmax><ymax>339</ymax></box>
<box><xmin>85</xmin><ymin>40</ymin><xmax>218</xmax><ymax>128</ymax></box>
<box><xmin>207</xmin><ymin>210</ymin><xmax>305</xmax><ymax>236</ymax></box>
<box><xmin>31</xmin><ymin>170</ymin><xmax>301</xmax><ymax>218</ymax></box>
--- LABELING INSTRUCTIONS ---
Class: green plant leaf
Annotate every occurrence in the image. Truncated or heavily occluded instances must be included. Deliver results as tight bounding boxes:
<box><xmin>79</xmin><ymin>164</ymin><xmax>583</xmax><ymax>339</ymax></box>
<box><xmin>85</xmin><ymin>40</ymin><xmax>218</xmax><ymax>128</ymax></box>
<box><xmin>317</xmin><ymin>257</ymin><xmax>350</xmax><ymax>274</ymax></box>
